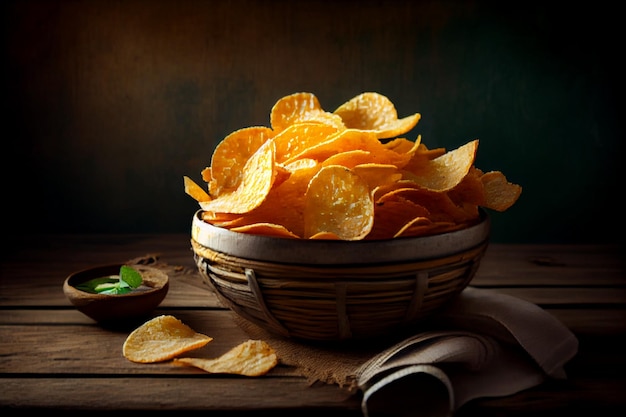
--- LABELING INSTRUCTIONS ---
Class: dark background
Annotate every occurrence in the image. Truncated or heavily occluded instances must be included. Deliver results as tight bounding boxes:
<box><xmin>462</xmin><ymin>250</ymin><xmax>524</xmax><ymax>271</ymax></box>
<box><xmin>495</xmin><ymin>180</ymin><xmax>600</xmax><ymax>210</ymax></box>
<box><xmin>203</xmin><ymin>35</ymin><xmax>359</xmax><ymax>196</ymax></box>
<box><xmin>2</xmin><ymin>0</ymin><xmax>623</xmax><ymax>244</ymax></box>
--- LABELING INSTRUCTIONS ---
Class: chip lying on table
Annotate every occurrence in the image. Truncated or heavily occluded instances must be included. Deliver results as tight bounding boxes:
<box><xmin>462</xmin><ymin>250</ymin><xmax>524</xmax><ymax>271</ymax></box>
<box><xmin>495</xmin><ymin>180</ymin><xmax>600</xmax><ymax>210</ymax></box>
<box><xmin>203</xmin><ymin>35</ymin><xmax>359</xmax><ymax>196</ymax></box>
<box><xmin>183</xmin><ymin>92</ymin><xmax>522</xmax><ymax>240</ymax></box>
<box><xmin>123</xmin><ymin>315</ymin><xmax>278</xmax><ymax>376</ymax></box>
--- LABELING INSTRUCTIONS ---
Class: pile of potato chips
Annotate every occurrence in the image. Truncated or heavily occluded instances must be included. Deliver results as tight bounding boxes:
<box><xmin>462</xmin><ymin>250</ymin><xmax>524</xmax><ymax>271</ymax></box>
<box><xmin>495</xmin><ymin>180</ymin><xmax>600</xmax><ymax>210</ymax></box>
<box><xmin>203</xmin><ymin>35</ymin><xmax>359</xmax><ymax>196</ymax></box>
<box><xmin>184</xmin><ymin>92</ymin><xmax>521</xmax><ymax>240</ymax></box>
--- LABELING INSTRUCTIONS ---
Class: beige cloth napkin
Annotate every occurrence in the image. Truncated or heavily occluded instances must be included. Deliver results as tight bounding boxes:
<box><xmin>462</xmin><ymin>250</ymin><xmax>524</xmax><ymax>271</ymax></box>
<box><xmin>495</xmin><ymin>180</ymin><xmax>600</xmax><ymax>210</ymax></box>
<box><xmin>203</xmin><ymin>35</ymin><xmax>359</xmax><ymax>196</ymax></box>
<box><xmin>235</xmin><ymin>286</ymin><xmax>579</xmax><ymax>417</ymax></box>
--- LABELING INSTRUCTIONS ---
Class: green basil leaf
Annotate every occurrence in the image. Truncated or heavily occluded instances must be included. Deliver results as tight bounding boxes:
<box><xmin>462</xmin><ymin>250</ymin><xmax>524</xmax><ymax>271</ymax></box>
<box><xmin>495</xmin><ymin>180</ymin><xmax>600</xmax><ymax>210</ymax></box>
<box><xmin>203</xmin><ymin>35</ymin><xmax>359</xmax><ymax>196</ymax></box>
<box><xmin>120</xmin><ymin>265</ymin><xmax>142</xmax><ymax>289</ymax></box>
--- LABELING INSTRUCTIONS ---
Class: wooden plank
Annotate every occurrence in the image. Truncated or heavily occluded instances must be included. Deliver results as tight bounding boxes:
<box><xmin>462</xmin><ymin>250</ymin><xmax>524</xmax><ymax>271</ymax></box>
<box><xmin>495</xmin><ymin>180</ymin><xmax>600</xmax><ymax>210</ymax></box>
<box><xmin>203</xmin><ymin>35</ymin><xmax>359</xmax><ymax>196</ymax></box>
<box><xmin>0</xmin><ymin>377</ymin><xmax>361</xmax><ymax>414</ymax></box>
<box><xmin>474</xmin><ymin>244</ymin><xmax>625</xmax><ymax>286</ymax></box>
<box><xmin>471</xmin><ymin>286</ymin><xmax>626</xmax><ymax>305</ymax></box>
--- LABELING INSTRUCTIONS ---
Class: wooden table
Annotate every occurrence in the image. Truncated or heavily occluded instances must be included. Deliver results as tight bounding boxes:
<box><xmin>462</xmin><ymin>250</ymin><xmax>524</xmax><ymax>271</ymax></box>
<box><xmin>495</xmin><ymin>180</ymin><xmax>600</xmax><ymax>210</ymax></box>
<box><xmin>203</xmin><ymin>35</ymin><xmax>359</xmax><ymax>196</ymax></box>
<box><xmin>1</xmin><ymin>235</ymin><xmax>625</xmax><ymax>416</ymax></box>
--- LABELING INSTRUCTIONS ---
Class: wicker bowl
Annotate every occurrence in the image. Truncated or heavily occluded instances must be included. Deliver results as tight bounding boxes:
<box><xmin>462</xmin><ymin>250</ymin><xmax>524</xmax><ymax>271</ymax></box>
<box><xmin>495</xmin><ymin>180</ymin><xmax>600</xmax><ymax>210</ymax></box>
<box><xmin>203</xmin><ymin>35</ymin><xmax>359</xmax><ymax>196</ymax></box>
<box><xmin>191</xmin><ymin>210</ymin><xmax>490</xmax><ymax>341</ymax></box>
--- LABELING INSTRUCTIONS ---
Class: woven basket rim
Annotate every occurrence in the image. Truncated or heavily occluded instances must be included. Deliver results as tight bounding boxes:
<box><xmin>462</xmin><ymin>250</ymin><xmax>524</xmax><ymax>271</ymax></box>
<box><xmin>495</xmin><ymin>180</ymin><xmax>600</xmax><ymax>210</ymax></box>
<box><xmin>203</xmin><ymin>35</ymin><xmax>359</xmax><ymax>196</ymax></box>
<box><xmin>191</xmin><ymin>209</ymin><xmax>490</xmax><ymax>265</ymax></box>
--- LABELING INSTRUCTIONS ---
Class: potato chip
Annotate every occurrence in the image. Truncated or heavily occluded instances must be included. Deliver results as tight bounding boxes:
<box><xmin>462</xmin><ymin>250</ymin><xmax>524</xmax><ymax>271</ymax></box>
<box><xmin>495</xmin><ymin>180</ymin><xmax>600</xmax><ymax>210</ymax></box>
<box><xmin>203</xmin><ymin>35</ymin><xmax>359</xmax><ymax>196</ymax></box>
<box><xmin>480</xmin><ymin>170</ymin><xmax>523</xmax><ymax>211</ymax></box>
<box><xmin>407</xmin><ymin>140</ymin><xmax>478</xmax><ymax>191</ymax></box>
<box><xmin>183</xmin><ymin>175</ymin><xmax>211</xmax><ymax>203</ymax></box>
<box><xmin>222</xmin><ymin>164</ymin><xmax>321</xmax><ymax>237</ymax></box>
<box><xmin>209</xmin><ymin>126</ymin><xmax>274</xmax><ymax>196</ymax></box>
<box><xmin>200</xmin><ymin>140</ymin><xmax>276</xmax><ymax>214</ymax></box>
<box><xmin>321</xmin><ymin>149</ymin><xmax>372</xmax><ymax>168</ymax></box>
<box><xmin>174</xmin><ymin>339</ymin><xmax>278</xmax><ymax>377</ymax></box>
<box><xmin>309</xmin><ymin>231</ymin><xmax>341</xmax><ymax>240</ymax></box>
<box><xmin>367</xmin><ymin>196</ymin><xmax>431</xmax><ymax>240</ymax></box>
<box><xmin>352</xmin><ymin>163</ymin><xmax>403</xmax><ymax>191</ymax></box>
<box><xmin>384</xmin><ymin>137</ymin><xmax>421</xmax><ymax>153</ymax></box>
<box><xmin>269</xmin><ymin>92</ymin><xmax>344</xmax><ymax>133</ymax></box>
<box><xmin>122</xmin><ymin>315</ymin><xmax>213</xmax><ymax>364</ymax></box>
<box><xmin>230</xmin><ymin>223</ymin><xmax>300</xmax><ymax>238</ymax></box>
<box><xmin>281</xmin><ymin>157</ymin><xmax>319</xmax><ymax>172</ymax></box>
<box><xmin>273</xmin><ymin>122</ymin><xmax>340</xmax><ymax>163</ymax></box>
<box><xmin>379</xmin><ymin>186</ymin><xmax>477</xmax><ymax>224</ymax></box>
<box><xmin>333</xmin><ymin>92</ymin><xmax>421</xmax><ymax>139</ymax></box>
<box><xmin>304</xmin><ymin>165</ymin><xmax>374</xmax><ymax>240</ymax></box>
<box><xmin>394</xmin><ymin>217</ymin><xmax>460</xmax><ymax>238</ymax></box>
<box><xmin>286</xmin><ymin>129</ymin><xmax>412</xmax><ymax>168</ymax></box>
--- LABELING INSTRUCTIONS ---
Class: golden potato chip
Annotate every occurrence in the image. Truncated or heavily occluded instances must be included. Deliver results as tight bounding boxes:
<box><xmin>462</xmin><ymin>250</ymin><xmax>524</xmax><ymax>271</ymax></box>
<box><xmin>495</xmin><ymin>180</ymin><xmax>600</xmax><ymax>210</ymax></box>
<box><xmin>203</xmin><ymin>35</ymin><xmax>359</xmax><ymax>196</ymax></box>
<box><xmin>407</xmin><ymin>140</ymin><xmax>478</xmax><ymax>191</ymax></box>
<box><xmin>304</xmin><ymin>165</ymin><xmax>374</xmax><ymax>240</ymax></box>
<box><xmin>209</xmin><ymin>126</ymin><xmax>274</xmax><ymax>196</ymax></box>
<box><xmin>269</xmin><ymin>92</ymin><xmax>344</xmax><ymax>133</ymax></box>
<box><xmin>384</xmin><ymin>137</ymin><xmax>422</xmax><ymax>153</ymax></box>
<box><xmin>286</xmin><ymin>129</ymin><xmax>412</xmax><ymax>168</ymax></box>
<box><xmin>321</xmin><ymin>149</ymin><xmax>371</xmax><ymax>168</ymax></box>
<box><xmin>230</xmin><ymin>223</ymin><xmax>300</xmax><ymax>238</ymax></box>
<box><xmin>282</xmin><ymin>157</ymin><xmax>319</xmax><ymax>172</ymax></box>
<box><xmin>273</xmin><ymin>122</ymin><xmax>340</xmax><ymax>163</ymax></box>
<box><xmin>123</xmin><ymin>315</ymin><xmax>213</xmax><ymax>364</ymax></box>
<box><xmin>448</xmin><ymin>166</ymin><xmax>486</xmax><ymax>206</ymax></box>
<box><xmin>333</xmin><ymin>92</ymin><xmax>421</xmax><ymax>139</ymax></box>
<box><xmin>201</xmin><ymin>166</ymin><xmax>212</xmax><ymax>183</ymax></box>
<box><xmin>480</xmin><ymin>170</ymin><xmax>522</xmax><ymax>211</ymax></box>
<box><xmin>200</xmin><ymin>140</ymin><xmax>276</xmax><ymax>214</ymax></box>
<box><xmin>223</xmin><ymin>164</ymin><xmax>321</xmax><ymax>237</ymax></box>
<box><xmin>379</xmin><ymin>186</ymin><xmax>476</xmax><ymax>224</ymax></box>
<box><xmin>309</xmin><ymin>231</ymin><xmax>341</xmax><ymax>240</ymax></box>
<box><xmin>174</xmin><ymin>339</ymin><xmax>278</xmax><ymax>377</ymax></box>
<box><xmin>352</xmin><ymin>163</ymin><xmax>403</xmax><ymax>191</ymax></box>
<box><xmin>183</xmin><ymin>175</ymin><xmax>211</xmax><ymax>203</ymax></box>
<box><xmin>367</xmin><ymin>197</ymin><xmax>431</xmax><ymax>240</ymax></box>
<box><xmin>394</xmin><ymin>217</ymin><xmax>460</xmax><ymax>238</ymax></box>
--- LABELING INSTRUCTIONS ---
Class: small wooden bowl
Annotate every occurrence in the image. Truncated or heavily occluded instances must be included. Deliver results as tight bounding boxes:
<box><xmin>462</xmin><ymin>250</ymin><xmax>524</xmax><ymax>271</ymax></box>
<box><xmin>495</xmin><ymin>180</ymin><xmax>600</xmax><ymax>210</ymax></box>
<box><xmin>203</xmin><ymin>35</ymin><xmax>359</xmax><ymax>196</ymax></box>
<box><xmin>63</xmin><ymin>263</ymin><xmax>169</xmax><ymax>324</ymax></box>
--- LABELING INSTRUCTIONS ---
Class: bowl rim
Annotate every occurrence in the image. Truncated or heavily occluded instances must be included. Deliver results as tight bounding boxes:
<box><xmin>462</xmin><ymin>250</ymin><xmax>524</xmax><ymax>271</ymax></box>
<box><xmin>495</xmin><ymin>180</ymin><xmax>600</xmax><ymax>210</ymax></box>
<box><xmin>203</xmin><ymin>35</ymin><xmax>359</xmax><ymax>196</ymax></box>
<box><xmin>191</xmin><ymin>209</ymin><xmax>490</xmax><ymax>265</ymax></box>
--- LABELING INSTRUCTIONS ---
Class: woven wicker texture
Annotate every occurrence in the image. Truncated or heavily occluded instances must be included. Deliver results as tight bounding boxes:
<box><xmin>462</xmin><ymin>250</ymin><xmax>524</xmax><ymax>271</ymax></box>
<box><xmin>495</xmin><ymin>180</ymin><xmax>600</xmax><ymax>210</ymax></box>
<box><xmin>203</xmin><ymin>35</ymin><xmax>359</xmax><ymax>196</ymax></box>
<box><xmin>192</xmin><ymin>238</ymin><xmax>488</xmax><ymax>341</ymax></box>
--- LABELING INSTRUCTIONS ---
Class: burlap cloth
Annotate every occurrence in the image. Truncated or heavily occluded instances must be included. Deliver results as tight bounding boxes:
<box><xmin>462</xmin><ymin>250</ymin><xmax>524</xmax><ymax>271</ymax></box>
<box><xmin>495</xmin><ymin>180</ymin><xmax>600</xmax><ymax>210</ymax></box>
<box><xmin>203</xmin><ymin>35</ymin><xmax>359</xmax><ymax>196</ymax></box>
<box><xmin>234</xmin><ymin>286</ymin><xmax>579</xmax><ymax>417</ymax></box>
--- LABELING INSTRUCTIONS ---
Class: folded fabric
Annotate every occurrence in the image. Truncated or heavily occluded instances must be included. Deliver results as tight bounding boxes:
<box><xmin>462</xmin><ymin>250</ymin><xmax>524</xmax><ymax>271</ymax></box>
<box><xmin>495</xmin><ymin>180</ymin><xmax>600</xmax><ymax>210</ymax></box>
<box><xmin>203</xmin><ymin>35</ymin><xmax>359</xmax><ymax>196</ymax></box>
<box><xmin>356</xmin><ymin>287</ymin><xmax>579</xmax><ymax>417</ymax></box>
<box><xmin>233</xmin><ymin>286</ymin><xmax>578</xmax><ymax>416</ymax></box>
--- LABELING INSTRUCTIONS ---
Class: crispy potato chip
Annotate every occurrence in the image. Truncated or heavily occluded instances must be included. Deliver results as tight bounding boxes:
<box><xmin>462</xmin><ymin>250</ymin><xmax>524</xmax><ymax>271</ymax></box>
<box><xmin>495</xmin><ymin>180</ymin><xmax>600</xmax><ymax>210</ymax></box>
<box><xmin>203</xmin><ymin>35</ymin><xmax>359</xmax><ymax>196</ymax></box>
<box><xmin>230</xmin><ymin>223</ymin><xmax>300</xmax><ymax>238</ymax></box>
<box><xmin>304</xmin><ymin>165</ymin><xmax>374</xmax><ymax>240</ymax></box>
<box><xmin>286</xmin><ymin>129</ymin><xmax>412</xmax><ymax>168</ymax></box>
<box><xmin>183</xmin><ymin>176</ymin><xmax>211</xmax><ymax>203</ymax></box>
<box><xmin>123</xmin><ymin>315</ymin><xmax>213</xmax><ymax>364</ymax></box>
<box><xmin>352</xmin><ymin>163</ymin><xmax>403</xmax><ymax>191</ymax></box>
<box><xmin>200</xmin><ymin>140</ymin><xmax>276</xmax><ymax>214</ymax></box>
<box><xmin>379</xmin><ymin>186</ymin><xmax>477</xmax><ymax>224</ymax></box>
<box><xmin>384</xmin><ymin>137</ymin><xmax>421</xmax><ymax>153</ymax></box>
<box><xmin>222</xmin><ymin>164</ymin><xmax>321</xmax><ymax>237</ymax></box>
<box><xmin>321</xmin><ymin>149</ymin><xmax>372</xmax><ymax>168</ymax></box>
<box><xmin>209</xmin><ymin>126</ymin><xmax>274</xmax><ymax>196</ymax></box>
<box><xmin>394</xmin><ymin>217</ymin><xmax>460</xmax><ymax>238</ymax></box>
<box><xmin>269</xmin><ymin>92</ymin><xmax>344</xmax><ymax>133</ymax></box>
<box><xmin>333</xmin><ymin>92</ymin><xmax>421</xmax><ymax>139</ymax></box>
<box><xmin>281</xmin><ymin>158</ymin><xmax>319</xmax><ymax>172</ymax></box>
<box><xmin>480</xmin><ymin>170</ymin><xmax>522</xmax><ymax>211</ymax></box>
<box><xmin>309</xmin><ymin>231</ymin><xmax>341</xmax><ymax>240</ymax></box>
<box><xmin>448</xmin><ymin>166</ymin><xmax>486</xmax><ymax>206</ymax></box>
<box><xmin>367</xmin><ymin>196</ymin><xmax>431</xmax><ymax>240</ymax></box>
<box><xmin>174</xmin><ymin>339</ymin><xmax>278</xmax><ymax>377</ymax></box>
<box><xmin>273</xmin><ymin>122</ymin><xmax>340</xmax><ymax>163</ymax></box>
<box><xmin>407</xmin><ymin>140</ymin><xmax>478</xmax><ymax>191</ymax></box>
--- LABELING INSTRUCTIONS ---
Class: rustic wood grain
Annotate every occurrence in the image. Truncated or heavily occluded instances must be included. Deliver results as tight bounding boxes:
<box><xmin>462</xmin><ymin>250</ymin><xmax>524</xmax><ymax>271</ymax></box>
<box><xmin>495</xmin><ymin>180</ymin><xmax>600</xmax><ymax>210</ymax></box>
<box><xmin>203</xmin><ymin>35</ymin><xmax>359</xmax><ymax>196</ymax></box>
<box><xmin>1</xmin><ymin>235</ymin><xmax>625</xmax><ymax>415</ymax></box>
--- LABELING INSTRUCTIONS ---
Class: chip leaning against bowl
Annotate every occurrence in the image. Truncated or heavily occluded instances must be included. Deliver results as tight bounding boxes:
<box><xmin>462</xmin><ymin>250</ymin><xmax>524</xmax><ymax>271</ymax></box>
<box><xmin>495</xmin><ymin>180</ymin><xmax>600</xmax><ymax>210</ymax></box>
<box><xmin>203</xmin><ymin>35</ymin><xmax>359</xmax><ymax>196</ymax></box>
<box><xmin>183</xmin><ymin>92</ymin><xmax>522</xmax><ymax>341</ymax></box>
